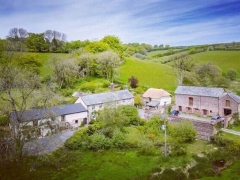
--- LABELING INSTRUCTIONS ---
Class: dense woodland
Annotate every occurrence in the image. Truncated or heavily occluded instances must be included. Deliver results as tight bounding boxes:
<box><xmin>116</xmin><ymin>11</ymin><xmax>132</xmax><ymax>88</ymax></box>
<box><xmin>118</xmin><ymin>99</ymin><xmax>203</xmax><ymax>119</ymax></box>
<box><xmin>1</xmin><ymin>28</ymin><xmax>240</xmax><ymax>179</ymax></box>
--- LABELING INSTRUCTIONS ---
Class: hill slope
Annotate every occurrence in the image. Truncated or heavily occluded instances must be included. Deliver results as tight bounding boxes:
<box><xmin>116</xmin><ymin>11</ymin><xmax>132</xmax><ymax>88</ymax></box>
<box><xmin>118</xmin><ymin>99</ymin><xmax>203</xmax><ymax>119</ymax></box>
<box><xmin>119</xmin><ymin>58</ymin><xmax>177</xmax><ymax>93</ymax></box>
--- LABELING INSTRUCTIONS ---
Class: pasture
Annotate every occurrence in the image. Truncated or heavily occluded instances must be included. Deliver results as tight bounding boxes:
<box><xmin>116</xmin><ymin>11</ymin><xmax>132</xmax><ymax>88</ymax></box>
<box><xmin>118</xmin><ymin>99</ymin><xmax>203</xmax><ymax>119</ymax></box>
<box><xmin>119</xmin><ymin>58</ymin><xmax>177</xmax><ymax>93</ymax></box>
<box><xmin>191</xmin><ymin>51</ymin><xmax>240</xmax><ymax>74</ymax></box>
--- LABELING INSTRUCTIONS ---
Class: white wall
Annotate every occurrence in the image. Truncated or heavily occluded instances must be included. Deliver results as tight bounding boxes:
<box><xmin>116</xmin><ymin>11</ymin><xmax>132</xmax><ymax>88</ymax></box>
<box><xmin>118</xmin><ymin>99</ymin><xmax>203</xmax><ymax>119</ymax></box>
<box><xmin>65</xmin><ymin>112</ymin><xmax>88</xmax><ymax>127</ymax></box>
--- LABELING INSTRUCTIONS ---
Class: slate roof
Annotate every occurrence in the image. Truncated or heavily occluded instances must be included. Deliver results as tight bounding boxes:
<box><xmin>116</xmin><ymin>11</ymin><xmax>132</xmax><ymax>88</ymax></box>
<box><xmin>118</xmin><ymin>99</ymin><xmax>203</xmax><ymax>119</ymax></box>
<box><xmin>228</xmin><ymin>93</ymin><xmax>240</xmax><ymax>103</ymax></box>
<box><xmin>80</xmin><ymin>90</ymin><xmax>133</xmax><ymax>106</ymax></box>
<box><xmin>147</xmin><ymin>100</ymin><xmax>160</xmax><ymax>107</ymax></box>
<box><xmin>10</xmin><ymin>103</ymin><xmax>87</xmax><ymax>122</ymax></box>
<box><xmin>142</xmin><ymin>88</ymin><xmax>171</xmax><ymax>98</ymax></box>
<box><xmin>174</xmin><ymin>86</ymin><xmax>224</xmax><ymax>98</ymax></box>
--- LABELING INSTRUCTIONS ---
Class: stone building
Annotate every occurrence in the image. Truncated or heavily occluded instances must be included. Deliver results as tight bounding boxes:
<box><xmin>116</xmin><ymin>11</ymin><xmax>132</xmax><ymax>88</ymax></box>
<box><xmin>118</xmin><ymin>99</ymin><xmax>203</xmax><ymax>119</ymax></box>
<box><xmin>174</xmin><ymin>86</ymin><xmax>240</xmax><ymax>117</ymax></box>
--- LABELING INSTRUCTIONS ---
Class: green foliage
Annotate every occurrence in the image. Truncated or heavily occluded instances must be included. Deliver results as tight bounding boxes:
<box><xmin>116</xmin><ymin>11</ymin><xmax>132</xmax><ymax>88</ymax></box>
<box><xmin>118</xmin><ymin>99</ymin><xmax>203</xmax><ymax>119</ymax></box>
<box><xmin>169</xmin><ymin>141</ymin><xmax>187</xmax><ymax>157</ymax></box>
<box><xmin>134</xmin><ymin>94</ymin><xmax>143</xmax><ymax>107</ymax></box>
<box><xmin>85</xmin><ymin>41</ymin><xmax>110</xmax><ymax>53</ymax></box>
<box><xmin>25</xmin><ymin>33</ymin><xmax>48</xmax><ymax>52</ymax></box>
<box><xmin>0</xmin><ymin>116</ymin><xmax>9</xmax><ymax>126</ymax></box>
<box><xmin>233</xmin><ymin>113</ymin><xmax>240</xmax><ymax>126</ymax></box>
<box><xmin>80</xmin><ymin>82</ymin><xmax>96</xmax><ymax>93</ymax></box>
<box><xmin>119</xmin><ymin>105</ymin><xmax>140</xmax><ymax>126</ymax></box>
<box><xmin>227</xmin><ymin>68</ymin><xmax>238</xmax><ymax>80</ymax></box>
<box><xmin>14</xmin><ymin>54</ymin><xmax>43</xmax><ymax>74</ymax></box>
<box><xmin>168</xmin><ymin>120</ymin><xmax>197</xmax><ymax>143</ymax></box>
<box><xmin>88</xmin><ymin>132</ymin><xmax>111</xmax><ymax>150</ymax></box>
<box><xmin>152</xmin><ymin>168</ymin><xmax>187</xmax><ymax>180</ymax></box>
<box><xmin>111</xmin><ymin>130</ymin><xmax>126</xmax><ymax>148</ymax></box>
<box><xmin>135</xmin><ymin>86</ymin><xmax>144</xmax><ymax>94</ymax></box>
<box><xmin>101</xmin><ymin>35</ymin><xmax>123</xmax><ymax>57</ymax></box>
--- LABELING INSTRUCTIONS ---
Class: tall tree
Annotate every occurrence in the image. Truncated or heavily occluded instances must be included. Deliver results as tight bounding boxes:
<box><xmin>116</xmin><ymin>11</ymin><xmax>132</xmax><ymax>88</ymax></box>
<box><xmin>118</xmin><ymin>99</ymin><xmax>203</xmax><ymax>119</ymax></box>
<box><xmin>171</xmin><ymin>52</ymin><xmax>194</xmax><ymax>85</ymax></box>
<box><xmin>51</xmin><ymin>57</ymin><xmax>79</xmax><ymax>88</ymax></box>
<box><xmin>96</xmin><ymin>50</ymin><xmax>122</xmax><ymax>81</ymax></box>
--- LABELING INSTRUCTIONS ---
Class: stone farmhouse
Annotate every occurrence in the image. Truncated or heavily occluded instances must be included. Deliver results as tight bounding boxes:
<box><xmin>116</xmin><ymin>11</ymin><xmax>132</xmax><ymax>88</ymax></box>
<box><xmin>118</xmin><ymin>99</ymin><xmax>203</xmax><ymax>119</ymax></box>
<box><xmin>175</xmin><ymin>86</ymin><xmax>240</xmax><ymax>117</ymax></box>
<box><xmin>75</xmin><ymin>89</ymin><xmax>134</xmax><ymax>123</ymax></box>
<box><xmin>10</xmin><ymin>103</ymin><xmax>87</xmax><ymax>137</ymax></box>
<box><xmin>142</xmin><ymin>88</ymin><xmax>171</xmax><ymax>110</ymax></box>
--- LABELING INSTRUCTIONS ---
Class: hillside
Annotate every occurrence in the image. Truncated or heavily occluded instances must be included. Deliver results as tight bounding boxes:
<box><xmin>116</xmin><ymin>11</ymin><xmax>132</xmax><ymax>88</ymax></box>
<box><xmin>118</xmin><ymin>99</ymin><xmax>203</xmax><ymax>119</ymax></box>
<box><xmin>191</xmin><ymin>51</ymin><xmax>240</xmax><ymax>74</ymax></box>
<box><xmin>119</xmin><ymin>58</ymin><xmax>177</xmax><ymax>93</ymax></box>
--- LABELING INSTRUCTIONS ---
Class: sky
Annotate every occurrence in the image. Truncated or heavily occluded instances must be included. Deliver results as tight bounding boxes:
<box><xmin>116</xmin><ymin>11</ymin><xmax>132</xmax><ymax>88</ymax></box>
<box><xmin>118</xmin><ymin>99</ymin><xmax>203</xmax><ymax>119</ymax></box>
<box><xmin>0</xmin><ymin>0</ymin><xmax>240</xmax><ymax>46</ymax></box>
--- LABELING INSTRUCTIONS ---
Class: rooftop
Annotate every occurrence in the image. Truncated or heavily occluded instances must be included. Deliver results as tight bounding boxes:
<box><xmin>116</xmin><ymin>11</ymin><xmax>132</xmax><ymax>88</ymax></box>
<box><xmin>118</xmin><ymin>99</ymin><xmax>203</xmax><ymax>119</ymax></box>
<box><xmin>175</xmin><ymin>86</ymin><xmax>225</xmax><ymax>97</ymax></box>
<box><xmin>79</xmin><ymin>89</ymin><xmax>133</xmax><ymax>106</ymax></box>
<box><xmin>142</xmin><ymin>88</ymin><xmax>171</xmax><ymax>98</ymax></box>
<box><xmin>10</xmin><ymin>103</ymin><xmax>87</xmax><ymax>122</ymax></box>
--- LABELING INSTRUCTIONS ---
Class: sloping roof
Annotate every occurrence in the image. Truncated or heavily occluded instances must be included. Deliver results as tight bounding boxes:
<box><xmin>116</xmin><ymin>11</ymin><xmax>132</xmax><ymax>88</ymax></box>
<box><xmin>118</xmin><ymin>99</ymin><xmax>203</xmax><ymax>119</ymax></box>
<box><xmin>147</xmin><ymin>100</ymin><xmax>160</xmax><ymax>107</ymax></box>
<box><xmin>228</xmin><ymin>93</ymin><xmax>240</xmax><ymax>103</ymax></box>
<box><xmin>10</xmin><ymin>103</ymin><xmax>87</xmax><ymax>122</ymax></box>
<box><xmin>80</xmin><ymin>90</ymin><xmax>133</xmax><ymax>106</ymax></box>
<box><xmin>174</xmin><ymin>86</ymin><xmax>224</xmax><ymax>98</ymax></box>
<box><xmin>142</xmin><ymin>88</ymin><xmax>171</xmax><ymax>98</ymax></box>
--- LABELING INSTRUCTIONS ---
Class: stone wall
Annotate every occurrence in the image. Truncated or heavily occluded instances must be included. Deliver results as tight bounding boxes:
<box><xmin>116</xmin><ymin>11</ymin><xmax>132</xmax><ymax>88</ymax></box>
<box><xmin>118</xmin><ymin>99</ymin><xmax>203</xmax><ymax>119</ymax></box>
<box><xmin>168</xmin><ymin>116</ymin><xmax>217</xmax><ymax>140</ymax></box>
<box><xmin>219</xmin><ymin>94</ymin><xmax>239</xmax><ymax>116</ymax></box>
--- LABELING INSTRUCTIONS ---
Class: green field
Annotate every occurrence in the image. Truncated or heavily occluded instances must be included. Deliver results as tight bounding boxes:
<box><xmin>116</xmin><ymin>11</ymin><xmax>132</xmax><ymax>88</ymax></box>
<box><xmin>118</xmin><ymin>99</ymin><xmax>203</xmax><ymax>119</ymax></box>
<box><xmin>119</xmin><ymin>58</ymin><xmax>177</xmax><ymax>93</ymax></box>
<box><xmin>191</xmin><ymin>51</ymin><xmax>240</xmax><ymax>74</ymax></box>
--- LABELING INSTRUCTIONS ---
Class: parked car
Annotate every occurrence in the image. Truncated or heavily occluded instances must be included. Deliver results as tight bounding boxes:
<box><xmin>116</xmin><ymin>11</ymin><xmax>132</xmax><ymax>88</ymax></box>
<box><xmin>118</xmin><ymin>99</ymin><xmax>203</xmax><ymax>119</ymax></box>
<box><xmin>211</xmin><ymin>116</ymin><xmax>224</xmax><ymax>121</ymax></box>
<box><xmin>171</xmin><ymin>110</ymin><xmax>179</xmax><ymax>116</ymax></box>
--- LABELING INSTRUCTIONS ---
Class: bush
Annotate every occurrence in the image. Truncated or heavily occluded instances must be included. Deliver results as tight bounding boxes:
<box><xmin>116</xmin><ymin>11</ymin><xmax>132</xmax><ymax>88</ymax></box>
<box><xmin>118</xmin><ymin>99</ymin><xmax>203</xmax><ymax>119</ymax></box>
<box><xmin>111</xmin><ymin>130</ymin><xmax>125</xmax><ymax>148</ymax></box>
<box><xmin>135</xmin><ymin>87</ymin><xmax>144</xmax><ymax>94</ymax></box>
<box><xmin>168</xmin><ymin>120</ymin><xmax>197</xmax><ymax>143</ymax></box>
<box><xmin>227</xmin><ymin>69</ymin><xmax>238</xmax><ymax>80</ymax></box>
<box><xmin>128</xmin><ymin>76</ymin><xmax>139</xmax><ymax>88</ymax></box>
<box><xmin>119</xmin><ymin>105</ymin><xmax>140</xmax><ymax>126</ymax></box>
<box><xmin>80</xmin><ymin>83</ymin><xmax>96</xmax><ymax>92</ymax></box>
<box><xmin>0</xmin><ymin>116</ymin><xmax>9</xmax><ymax>126</ymax></box>
<box><xmin>88</xmin><ymin>133</ymin><xmax>111</xmax><ymax>150</ymax></box>
<box><xmin>169</xmin><ymin>141</ymin><xmax>187</xmax><ymax>157</ymax></box>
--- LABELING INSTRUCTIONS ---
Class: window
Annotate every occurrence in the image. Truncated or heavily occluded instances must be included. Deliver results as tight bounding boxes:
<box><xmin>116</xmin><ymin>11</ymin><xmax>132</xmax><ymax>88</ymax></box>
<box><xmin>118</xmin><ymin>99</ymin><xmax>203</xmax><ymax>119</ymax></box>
<box><xmin>92</xmin><ymin>105</ymin><xmax>95</xmax><ymax>110</ymax></box>
<box><xmin>189</xmin><ymin>97</ymin><xmax>193</xmax><ymax>106</ymax></box>
<box><xmin>75</xmin><ymin>120</ymin><xmax>78</xmax><ymax>124</ymax></box>
<box><xmin>99</xmin><ymin>104</ymin><xmax>103</xmax><ymax>109</ymax></box>
<box><xmin>226</xmin><ymin>100</ymin><xmax>230</xmax><ymax>107</ymax></box>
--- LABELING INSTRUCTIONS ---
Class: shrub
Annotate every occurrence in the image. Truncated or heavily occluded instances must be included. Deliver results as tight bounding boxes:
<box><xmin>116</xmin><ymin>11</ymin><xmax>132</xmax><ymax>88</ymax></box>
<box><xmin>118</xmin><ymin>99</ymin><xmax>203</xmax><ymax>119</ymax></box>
<box><xmin>168</xmin><ymin>120</ymin><xmax>197</xmax><ymax>143</ymax></box>
<box><xmin>134</xmin><ymin>94</ymin><xmax>143</xmax><ymax>107</ymax></box>
<box><xmin>111</xmin><ymin>130</ymin><xmax>125</xmax><ymax>148</ymax></box>
<box><xmin>135</xmin><ymin>87</ymin><xmax>144</xmax><ymax>94</ymax></box>
<box><xmin>128</xmin><ymin>76</ymin><xmax>139</xmax><ymax>88</ymax></box>
<box><xmin>88</xmin><ymin>133</ymin><xmax>111</xmax><ymax>150</ymax></box>
<box><xmin>169</xmin><ymin>141</ymin><xmax>187</xmax><ymax>157</ymax></box>
<box><xmin>0</xmin><ymin>116</ymin><xmax>9</xmax><ymax>126</ymax></box>
<box><xmin>119</xmin><ymin>105</ymin><xmax>140</xmax><ymax>126</ymax></box>
<box><xmin>80</xmin><ymin>83</ymin><xmax>96</xmax><ymax>92</ymax></box>
<box><xmin>227</xmin><ymin>68</ymin><xmax>238</xmax><ymax>80</ymax></box>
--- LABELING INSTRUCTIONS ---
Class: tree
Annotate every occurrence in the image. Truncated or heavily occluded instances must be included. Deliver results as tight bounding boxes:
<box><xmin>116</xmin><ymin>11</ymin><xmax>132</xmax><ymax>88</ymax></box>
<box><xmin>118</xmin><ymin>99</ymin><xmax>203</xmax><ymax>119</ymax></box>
<box><xmin>134</xmin><ymin>94</ymin><xmax>143</xmax><ymax>107</ymax></box>
<box><xmin>85</xmin><ymin>41</ymin><xmax>110</xmax><ymax>54</ymax></box>
<box><xmin>78</xmin><ymin>52</ymin><xmax>97</xmax><ymax>77</ymax></box>
<box><xmin>51</xmin><ymin>57</ymin><xmax>79</xmax><ymax>88</ymax></box>
<box><xmin>128</xmin><ymin>76</ymin><xmax>139</xmax><ymax>88</ymax></box>
<box><xmin>171</xmin><ymin>52</ymin><xmax>194</xmax><ymax>85</ymax></box>
<box><xmin>6</xmin><ymin>28</ymin><xmax>28</xmax><ymax>51</ymax></box>
<box><xmin>101</xmin><ymin>35</ymin><xmax>123</xmax><ymax>56</ymax></box>
<box><xmin>25</xmin><ymin>33</ymin><xmax>48</xmax><ymax>52</ymax></box>
<box><xmin>227</xmin><ymin>69</ymin><xmax>238</xmax><ymax>80</ymax></box>
<box><xmin>96</xmin><ymin>50</ymin><xmax>122</xmax><ymax>81</ymax></box>
<box><xmin>0</xmin><ymin>65</ymin><xmax>53</xmax><ymax>161</ymax></box>
<box><xmin>168</xmin><ymin>120</ymin><xmax>197</xmax><ymax>143</ymax></box>
<box><xmin>193</xmin><ymin>63</ymin><xmax>229</xmax><ymax>87</ymax></box>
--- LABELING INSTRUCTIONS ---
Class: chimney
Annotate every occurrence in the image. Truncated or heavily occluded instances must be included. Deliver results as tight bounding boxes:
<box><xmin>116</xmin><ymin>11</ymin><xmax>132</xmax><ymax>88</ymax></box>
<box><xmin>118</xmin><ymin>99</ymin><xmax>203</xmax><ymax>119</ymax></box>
<box><xmin>110</xmin><ymin>83</ymin><xmax>114</xmax><ymax>92</ymax></box>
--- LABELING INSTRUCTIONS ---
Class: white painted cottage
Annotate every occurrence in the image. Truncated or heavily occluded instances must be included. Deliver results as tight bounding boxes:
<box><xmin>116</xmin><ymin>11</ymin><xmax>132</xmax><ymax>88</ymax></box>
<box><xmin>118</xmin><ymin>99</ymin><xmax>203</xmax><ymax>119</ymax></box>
<box><xmin>75</xmin><ymin>89</ymin><xmax>134</xmax><ymax>123</ymax></box>
<box><xmin>10</xmin><ymin>103</ymin><xmax>87</xmax><ymax>137</ymax></box>
<box><xmin>142</xmin><ymin>88</ymin><xmax>171</xmax><ymax>109</ymax></box>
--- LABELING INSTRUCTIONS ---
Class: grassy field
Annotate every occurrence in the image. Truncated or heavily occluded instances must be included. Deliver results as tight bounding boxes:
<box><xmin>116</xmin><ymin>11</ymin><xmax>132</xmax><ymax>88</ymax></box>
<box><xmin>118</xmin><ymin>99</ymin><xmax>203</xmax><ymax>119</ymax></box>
<box><xmin>119</xmin><ymin>58</ymin><xmax>177</xmax><ymax>93</ymax></box>
<box><xmin>191</xmin><ymin>51</ymin><xmax>240</xmax><ymax>74</ymax></box>
<box><xmin>0</xmin><ymin>140</ymin><xmax>216</xmax><ymax>180</ymax></box>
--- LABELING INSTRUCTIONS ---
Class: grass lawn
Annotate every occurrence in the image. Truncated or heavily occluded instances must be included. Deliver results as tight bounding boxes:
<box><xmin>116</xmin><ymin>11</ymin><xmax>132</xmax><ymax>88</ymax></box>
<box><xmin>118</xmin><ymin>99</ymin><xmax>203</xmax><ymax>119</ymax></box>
<box><xmin>119</xmin><ymin>58</ymin><xmax>177</xmax><ymax>94</ymax></box>
<box><xmin>191</xmin><ymin>51</ymin><xmax>240</xmax><ymax>74</ymax></box>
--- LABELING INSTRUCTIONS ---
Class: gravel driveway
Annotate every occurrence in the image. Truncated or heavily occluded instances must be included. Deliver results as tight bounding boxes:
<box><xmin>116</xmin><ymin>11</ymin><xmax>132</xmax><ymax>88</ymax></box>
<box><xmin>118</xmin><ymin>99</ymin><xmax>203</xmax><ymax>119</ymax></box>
<box><xmin>23</xmin><ymin>129</ymin><xmax>75</xmax><ymax>155</ymax></box>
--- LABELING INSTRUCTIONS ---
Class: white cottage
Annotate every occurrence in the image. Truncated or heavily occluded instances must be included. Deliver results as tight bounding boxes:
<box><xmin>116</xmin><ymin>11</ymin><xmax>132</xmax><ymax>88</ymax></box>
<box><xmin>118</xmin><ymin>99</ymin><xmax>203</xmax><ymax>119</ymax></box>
<box><xmin>75</xmin><ymin>89</ymin><xmax>134</xmax><ymax>123</ymax></box>
<box><xmin>10</xmin><ymin>103</ymin><xmax>87</xmax><ymax>137</ymax></box>
<box><xmin>142</xmin><ymin>88</ymin><xmax>171</xmax><ymax>109</ymax></box>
